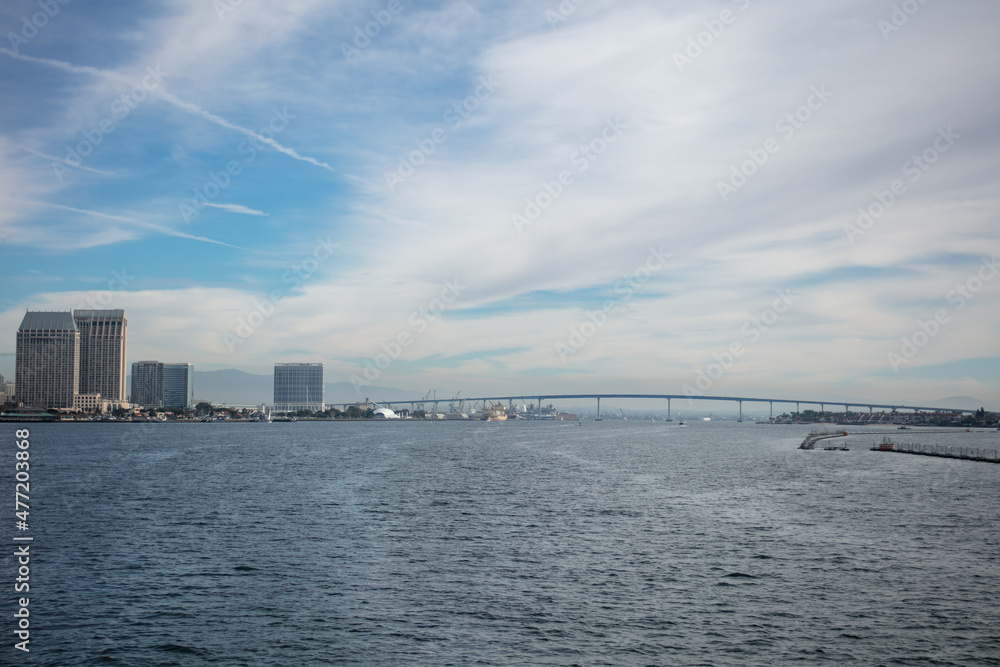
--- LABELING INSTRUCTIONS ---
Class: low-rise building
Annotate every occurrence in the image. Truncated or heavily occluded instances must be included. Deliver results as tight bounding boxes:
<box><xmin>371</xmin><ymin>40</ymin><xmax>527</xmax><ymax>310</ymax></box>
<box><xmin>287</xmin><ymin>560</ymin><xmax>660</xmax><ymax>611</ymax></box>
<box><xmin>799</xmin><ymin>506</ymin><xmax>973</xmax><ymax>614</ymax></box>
<box><xmin>73</xmin><ymin>393</ymin><xmax>108</xmax><ymax>413</ymax></box>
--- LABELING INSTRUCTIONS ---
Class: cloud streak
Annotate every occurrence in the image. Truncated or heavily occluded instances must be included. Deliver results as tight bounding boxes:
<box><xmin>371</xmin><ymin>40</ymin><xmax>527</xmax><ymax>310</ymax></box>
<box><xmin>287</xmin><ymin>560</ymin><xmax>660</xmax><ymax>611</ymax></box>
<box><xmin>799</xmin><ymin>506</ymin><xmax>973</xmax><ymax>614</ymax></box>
<box><xmin>0</xmin><ymin>47</ymin><xmax>336</xmax><ymax>174</ymax></box>
<box><xmin>202</xmin><ymin>203</ymin><xmax>268</xmax><ymax>216</ymax></box>
<box><xmin>15</xmin><ymin>200</ymin><xmax>274</xmax><ymax>254</ymax></box>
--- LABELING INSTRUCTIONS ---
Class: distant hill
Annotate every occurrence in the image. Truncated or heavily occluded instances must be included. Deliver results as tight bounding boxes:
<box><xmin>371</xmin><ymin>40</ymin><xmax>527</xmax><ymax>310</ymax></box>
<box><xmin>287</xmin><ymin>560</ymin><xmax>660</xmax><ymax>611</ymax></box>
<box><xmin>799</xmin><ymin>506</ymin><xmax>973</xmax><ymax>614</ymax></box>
<box><xmin>188</xmin><ymin>369</ymin><xmax>422</xmax><ymax>406</ymax></box>
<box><xmin>192</xmin><ymin>369</ymin><xmax>272</xmax><ymax>405</ymax></box>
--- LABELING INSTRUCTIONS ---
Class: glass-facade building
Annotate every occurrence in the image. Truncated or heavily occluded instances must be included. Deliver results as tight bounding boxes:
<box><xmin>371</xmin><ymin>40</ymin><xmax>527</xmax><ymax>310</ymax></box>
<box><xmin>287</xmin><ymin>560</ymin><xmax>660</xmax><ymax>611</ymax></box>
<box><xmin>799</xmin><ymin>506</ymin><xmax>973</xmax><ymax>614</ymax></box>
<box><xmin>163</xmin><ymin>363</ymin><xmax>194</xmax><ymax>409</ymax></box>
<box><xmin>131</xmin><ymin>361</ymin><xmax>164</xmax><ymax>408</ymax></box>
<box><xmin>273</xmin><ymin>363</ymin><xmax>324</xmax><ymax>412</ymax></box>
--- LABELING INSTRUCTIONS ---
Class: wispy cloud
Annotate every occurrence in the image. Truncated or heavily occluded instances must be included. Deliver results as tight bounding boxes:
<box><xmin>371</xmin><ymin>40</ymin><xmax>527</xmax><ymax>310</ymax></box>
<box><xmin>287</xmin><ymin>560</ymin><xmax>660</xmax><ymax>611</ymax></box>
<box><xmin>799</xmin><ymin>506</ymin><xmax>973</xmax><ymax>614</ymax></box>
<box><xmin>0</xmin><ymin>47</ymin><xmax>335</xmax><ymax>173</ymax></box>
<box><xmin>15</xmin><ymin>200</ymin><xmax>273</xmax><ymax>254</ymax></box>
<box><xmin>16</xmin><ymin>146</ymin><xmax>117</xmax><ymax>177</ymax></box>
<box><xmin>203</xmin><ymin>203</ymin><xmax>268</xmax><ymax>216</ymax></box>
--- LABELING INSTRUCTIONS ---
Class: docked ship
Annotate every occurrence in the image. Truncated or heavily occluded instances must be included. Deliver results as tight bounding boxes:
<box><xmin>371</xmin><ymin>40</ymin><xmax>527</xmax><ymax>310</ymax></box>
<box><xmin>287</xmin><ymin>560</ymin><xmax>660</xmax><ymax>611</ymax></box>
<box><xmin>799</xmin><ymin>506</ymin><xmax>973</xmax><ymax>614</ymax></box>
<box><xmin>483</xmin><ymin>403</ymin><xmax>508</xmax><ymax>421</ymax></box>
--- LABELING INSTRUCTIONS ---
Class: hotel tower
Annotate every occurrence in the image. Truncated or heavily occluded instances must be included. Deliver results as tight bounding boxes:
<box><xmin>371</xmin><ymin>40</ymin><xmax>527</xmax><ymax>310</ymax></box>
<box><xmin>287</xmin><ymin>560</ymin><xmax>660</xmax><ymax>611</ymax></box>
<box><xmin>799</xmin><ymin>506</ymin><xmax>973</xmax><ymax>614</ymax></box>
<box><xmin>74</xmin><ymin>309</ymin><xmax>128</xmax><ymax>402</ymax></box>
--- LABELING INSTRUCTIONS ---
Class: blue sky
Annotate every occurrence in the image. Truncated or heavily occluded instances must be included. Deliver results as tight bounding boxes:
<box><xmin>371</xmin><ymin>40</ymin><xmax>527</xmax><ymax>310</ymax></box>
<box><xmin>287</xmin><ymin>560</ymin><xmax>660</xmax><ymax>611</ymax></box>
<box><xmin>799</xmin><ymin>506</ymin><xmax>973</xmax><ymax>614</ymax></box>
<box><xmin>1</xmin><ymin>0</ymin><xmax>998</xmax><ymax>406</ymax></box>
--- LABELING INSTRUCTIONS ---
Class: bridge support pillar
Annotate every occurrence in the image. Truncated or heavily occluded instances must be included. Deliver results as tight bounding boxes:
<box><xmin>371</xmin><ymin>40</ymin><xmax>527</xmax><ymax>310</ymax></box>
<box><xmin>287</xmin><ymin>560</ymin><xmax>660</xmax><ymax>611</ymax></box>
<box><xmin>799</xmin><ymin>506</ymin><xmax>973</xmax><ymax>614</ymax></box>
<box><xmin>597</xmin><ymin>397</ymin><xmax>601</xmax><ymax>420</ymax></box>
<box><xmin>769</xmin><ymin>402</ymin><xmax>773</xmax><ymax>420</ymax></box>
<box><xmin>537</xmin><ymin>398</ymin><xmax>541</xmax><ymax>418</ymax></box>
<box><xmin>667</xmin><ymin>398</ymin><xmax>671</xmax><ymax>421</ymax></box>
<box><xmin>738</xmin><ymin>400</ymin><xmax>743</xmax><ymax>422</ymax></box>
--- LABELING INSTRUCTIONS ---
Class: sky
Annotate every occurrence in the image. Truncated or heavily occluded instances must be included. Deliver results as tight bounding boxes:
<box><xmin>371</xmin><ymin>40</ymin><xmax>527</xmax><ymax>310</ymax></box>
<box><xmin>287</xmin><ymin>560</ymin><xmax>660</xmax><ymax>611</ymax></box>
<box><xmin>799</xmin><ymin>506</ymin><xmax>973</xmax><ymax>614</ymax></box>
<box><xmin>1</xmin><ymin>0</ymin><xmax>998</xmax><ymax>407</ymax></box>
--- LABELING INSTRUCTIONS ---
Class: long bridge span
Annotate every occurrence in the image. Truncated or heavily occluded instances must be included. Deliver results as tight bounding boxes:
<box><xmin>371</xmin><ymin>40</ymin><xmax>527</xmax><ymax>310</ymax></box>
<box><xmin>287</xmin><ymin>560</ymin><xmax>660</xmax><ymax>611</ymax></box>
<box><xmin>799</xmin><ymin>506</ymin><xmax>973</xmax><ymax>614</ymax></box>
<box><xmin>346</xmin><ymin>393</ymin><xmax>979</xmax><ymax>421</ymax></box>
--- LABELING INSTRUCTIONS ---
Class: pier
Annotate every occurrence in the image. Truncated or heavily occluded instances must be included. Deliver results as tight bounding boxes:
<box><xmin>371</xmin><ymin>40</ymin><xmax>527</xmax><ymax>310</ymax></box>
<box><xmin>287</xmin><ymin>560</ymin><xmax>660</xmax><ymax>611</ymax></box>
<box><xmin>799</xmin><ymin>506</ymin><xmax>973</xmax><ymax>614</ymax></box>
<box><xmin>871</xmin><ymin>442</ymin><xmax>1000</xmax><ymax>463</ymax></box>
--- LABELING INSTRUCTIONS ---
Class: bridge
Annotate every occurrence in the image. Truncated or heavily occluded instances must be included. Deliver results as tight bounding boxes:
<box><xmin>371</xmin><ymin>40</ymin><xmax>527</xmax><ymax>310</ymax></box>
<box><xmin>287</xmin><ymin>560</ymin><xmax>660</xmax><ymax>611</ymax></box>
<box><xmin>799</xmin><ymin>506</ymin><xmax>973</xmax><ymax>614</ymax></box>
<box><xmin>341</xmin><ymin>393</ymin><xmax>979</xmax><ymax>421</ymax></box>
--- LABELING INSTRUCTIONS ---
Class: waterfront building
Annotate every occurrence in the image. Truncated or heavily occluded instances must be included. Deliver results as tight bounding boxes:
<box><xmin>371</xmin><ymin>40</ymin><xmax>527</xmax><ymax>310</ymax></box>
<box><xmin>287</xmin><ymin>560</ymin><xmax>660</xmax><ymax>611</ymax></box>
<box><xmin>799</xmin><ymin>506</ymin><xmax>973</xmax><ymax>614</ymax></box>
<box><xmin>273</xmin><ymin>362</ymin><xmax>324</xmax><ymax>412</ymax></box>
<box><xmin>163</xmin><ymin>363</ymin><xmax>194</xmax><ymax>409</ymax></box>
<box><xmin>15</xmin><ymin>311</ymin><xmax>80</xmax><ymax>409</ymax></box>
<box><xmin>73</xmin><ymin>393</ymin><xmax>108</xmax><ymax>413</ymax></box>
<box><xmin>130</xmin><ymin>361</ymin><xmax>164</xmax><ymax>408</ymax></box>
<box><xmin>74</xmin><ymin>309</ymin><xmax>127</xmax><ymax>402</ymax></box>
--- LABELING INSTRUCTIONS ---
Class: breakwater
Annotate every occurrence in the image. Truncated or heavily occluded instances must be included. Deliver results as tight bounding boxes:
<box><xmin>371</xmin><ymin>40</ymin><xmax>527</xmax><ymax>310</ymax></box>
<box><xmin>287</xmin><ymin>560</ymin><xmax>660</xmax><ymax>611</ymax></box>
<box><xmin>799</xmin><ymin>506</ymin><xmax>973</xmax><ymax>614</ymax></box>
<box><xmin>799</xmin><ymin>429</ymin><xmax>957</xmax><ymax>450</ymax></box>
<box><xmin>871</xmin><ymin>441</ymin><xmax>1000</xmax><ymax>463</ymax></box>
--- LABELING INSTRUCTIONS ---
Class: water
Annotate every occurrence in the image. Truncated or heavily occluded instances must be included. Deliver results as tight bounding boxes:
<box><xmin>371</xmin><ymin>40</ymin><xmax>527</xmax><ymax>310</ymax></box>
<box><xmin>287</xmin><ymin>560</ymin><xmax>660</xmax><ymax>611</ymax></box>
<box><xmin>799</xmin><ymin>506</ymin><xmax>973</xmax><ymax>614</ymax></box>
<box><xmin>9</xmin><ymin>421</ymin><xmax>1000</xmax><ymax>665</ymax></box>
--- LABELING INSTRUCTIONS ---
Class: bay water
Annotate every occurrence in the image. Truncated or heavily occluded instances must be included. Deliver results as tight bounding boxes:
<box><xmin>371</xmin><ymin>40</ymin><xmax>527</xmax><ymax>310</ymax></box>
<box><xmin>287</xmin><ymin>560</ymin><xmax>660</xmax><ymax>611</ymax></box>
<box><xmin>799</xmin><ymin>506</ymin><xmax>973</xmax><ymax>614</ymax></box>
<box><xmin>10</xmin><ymin>420</ymin><xmax>1000</xmax><ymax>665</ymax></box>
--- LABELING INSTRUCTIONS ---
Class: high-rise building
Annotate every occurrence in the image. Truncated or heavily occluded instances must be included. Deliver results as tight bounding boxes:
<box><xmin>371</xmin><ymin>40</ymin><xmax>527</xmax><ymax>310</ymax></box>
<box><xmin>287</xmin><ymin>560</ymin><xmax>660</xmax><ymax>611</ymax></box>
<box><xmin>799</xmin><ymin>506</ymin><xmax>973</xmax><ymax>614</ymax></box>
<box><xmin>15</xmin><ymin>312</ymin><xmax>80</xmax><ymax>409</ymax></box>
<box><xmin>130</xmin><ymin>361</ymin><xmax>164</xmax><ymax>408</ymax></box>
<box><xmin>273</xmin><ymin>363</ymin><xmax>324</xmax><ymax>412</ymax></box>
<box><xmin>163</xmin><ymin>363</ymin><xmax>194</xmax><ymax>409</ymax></box>
<box><xmin>74</xmin><ymin>309</ymin><xmax>127</xmax><ymax>402</ymax></box>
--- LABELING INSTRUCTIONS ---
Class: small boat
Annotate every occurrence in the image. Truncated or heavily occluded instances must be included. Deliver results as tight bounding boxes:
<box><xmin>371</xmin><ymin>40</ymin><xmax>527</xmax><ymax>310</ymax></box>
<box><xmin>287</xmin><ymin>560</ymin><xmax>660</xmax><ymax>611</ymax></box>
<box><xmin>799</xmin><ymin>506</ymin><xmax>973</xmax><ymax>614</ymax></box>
<box><xmin>678</xmin><ymin>420</ymin><xmax>685</xmax><ymax>426</ymax></box>
<box><xmin>871</xmin><ymin>437</ymin><xmax>896</xmax><ymax>451</ymax></box>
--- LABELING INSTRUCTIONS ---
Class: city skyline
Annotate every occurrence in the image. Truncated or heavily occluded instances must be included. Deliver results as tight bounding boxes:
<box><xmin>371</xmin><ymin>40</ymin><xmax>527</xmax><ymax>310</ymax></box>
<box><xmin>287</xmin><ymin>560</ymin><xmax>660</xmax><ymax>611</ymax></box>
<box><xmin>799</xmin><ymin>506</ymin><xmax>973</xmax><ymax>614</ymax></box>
<box><xmin>1</xmin><ymin>2</ymin><xmax>998</xmax><ymax>406</ymax></box>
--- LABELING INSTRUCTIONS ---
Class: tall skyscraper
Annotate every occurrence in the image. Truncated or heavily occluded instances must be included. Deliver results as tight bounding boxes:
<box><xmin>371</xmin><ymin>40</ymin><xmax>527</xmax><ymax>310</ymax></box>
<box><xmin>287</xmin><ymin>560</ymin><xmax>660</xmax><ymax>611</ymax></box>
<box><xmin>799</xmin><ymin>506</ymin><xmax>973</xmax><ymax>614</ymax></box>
<box><xmin>163</xmin><ymin>363</ymin><xmax>194</xmax><ymax>409</ymax></box>
<box><xmin>74</xmin><ymin>309</ymin><xmax>127</xmax><ymax>402</ymax></box>
<box><xmin>273</xmin><ymin>363</ymin><xmax>324</xmax><ymax>412</ymax></box>
<box><xmin>15</xmin><ymin>311</ymin><xmax>80</xmax><ymax>409</ymax></box>
<box><xmin>130</xmin><ymin>361</ymin><xmax>164</xmax><ymax>408</ymax></box>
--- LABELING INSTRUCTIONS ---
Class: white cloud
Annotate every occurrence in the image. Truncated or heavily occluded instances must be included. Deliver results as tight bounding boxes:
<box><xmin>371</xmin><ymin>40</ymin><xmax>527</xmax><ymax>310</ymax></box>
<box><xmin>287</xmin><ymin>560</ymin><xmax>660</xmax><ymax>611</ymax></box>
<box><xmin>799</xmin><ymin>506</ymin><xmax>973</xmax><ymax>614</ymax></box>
<box><xmin>202</xmin><ymin>203</ymin><xmax>268</xmax><ymax>216</ymax></box>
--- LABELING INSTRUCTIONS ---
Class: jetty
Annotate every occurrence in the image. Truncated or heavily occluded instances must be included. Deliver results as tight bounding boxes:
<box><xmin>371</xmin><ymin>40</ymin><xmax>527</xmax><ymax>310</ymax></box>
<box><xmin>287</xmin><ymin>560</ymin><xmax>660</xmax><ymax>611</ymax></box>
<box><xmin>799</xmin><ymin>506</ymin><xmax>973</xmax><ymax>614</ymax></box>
<box><xmin>870</xmin><ymin>440</ymin><xmax>1000</xmax><ymax>463</ymax></box>
<box><xmin>799</xmin><ymin>429</ymin><xmax>960</xmax><ymax>450</ymax></box>
<box><xmin>800</xmin><ymin>431</ymin><xmax>850</xmax><ymax>449</ymax></box>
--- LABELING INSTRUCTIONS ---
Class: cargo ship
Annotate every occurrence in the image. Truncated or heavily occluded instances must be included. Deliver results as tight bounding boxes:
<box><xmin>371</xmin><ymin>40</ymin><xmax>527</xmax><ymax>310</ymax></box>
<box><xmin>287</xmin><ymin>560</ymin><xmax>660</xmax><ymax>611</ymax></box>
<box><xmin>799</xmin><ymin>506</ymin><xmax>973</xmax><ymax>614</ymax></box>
<box><xmin>483</xmin><ymin>403</ymin><xmax>508</xmax><ymax>421</ymax></box>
